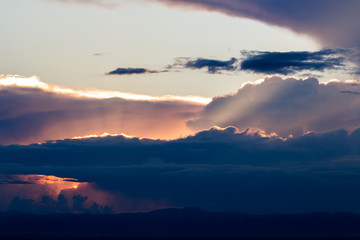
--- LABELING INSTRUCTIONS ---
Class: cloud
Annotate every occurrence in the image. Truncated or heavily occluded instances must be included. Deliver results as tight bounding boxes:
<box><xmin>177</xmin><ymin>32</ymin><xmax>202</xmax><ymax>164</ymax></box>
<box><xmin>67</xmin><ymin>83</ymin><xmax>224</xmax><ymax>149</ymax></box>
<box><xmin>0</xmin><ymin>75</ymin><xmax>207</xmax><ymax>145</ymax></box>
<box><xmin>107</xmin><ymin>67</ymin><xmax>163</xmax><ymax>75</ymax></box>
<box><xmin>7</xmin><ymin>194</ymin><xmax>113</xmax><ymax>214</ymax></box>
<box><xmin>1</xmin><ymin>126</ymin><xmax>360</xmax><ymax>213</ymax></box>
<box><xmin>0</xmin><ymin>173</ymin><xmax>167</xmax><ymax>213</ymax></box>
<box><xmin>168</xmin><ymin>49</ymin><xmax>353</xmax><ymax>75</ymax></box>
<box><xmin>157</xmin><ymin>0</ymin><xmax>360</xmax><ymax>48</ymax></box>
<box><xmin>189</xmin><ymin>76</ymin><xmax>360</xmax><ymax>137</ymax></box>
<box><xmin>3</xmin><ymin>75</ymin><xmax>360</xmax><ymax>213</ymax></box>
<box><xmin>183</xmin><ymin>57</ymin><xmax>237</xmax><ymax>73</ymax></box>
<box><xmin>240</xmin><ymin>49</ymin><xmax>345</xmax><ymax>75</ymax></box>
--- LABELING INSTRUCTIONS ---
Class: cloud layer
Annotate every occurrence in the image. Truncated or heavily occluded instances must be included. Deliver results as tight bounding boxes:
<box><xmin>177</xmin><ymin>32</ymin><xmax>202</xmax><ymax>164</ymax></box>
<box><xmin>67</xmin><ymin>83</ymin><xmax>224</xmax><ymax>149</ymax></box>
<box><xmin>0</xmin><ymin>75</ymin><xmax>205</xmax><ymax>145</ymax></box>
<box><xmin>189</xmin><ymin>76</ymin><xmax>360</xmax><ymax>137</ymax></box>
<box><xmin>3</xmin><ymin>75</ymin><xmax>360</xmax><ymax>144</ymax></box>
<box><xmin>2</xmin><ymin>126</ymin><xmax>360</xmax><ymax>213</ymax></box>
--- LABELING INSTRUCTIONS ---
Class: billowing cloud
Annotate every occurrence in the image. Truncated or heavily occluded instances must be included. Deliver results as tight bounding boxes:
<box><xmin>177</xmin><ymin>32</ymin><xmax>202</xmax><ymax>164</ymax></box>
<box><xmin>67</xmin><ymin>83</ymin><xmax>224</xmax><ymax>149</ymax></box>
<box><xmin>1</xmin><ymin>126</ymin><xmax>360</xmax><ymax>213</ymax></box>
<box><xmin>0</xmin><ymin>75</ymin><xmax>208</xmax><ymax>145</ymax></box>
<box><xmin>157</xmin><ymin>0</ymin><xmax>360</xmax><ymax>48</ymax></box>
<box><xmin>240</xmin><ymin>49</ymin><xmax>345</xmax><ymax>75</ymax></box>
<box><xmin>107</xmin><ymin>67</ymin><xmax>163</xmax><ymax>75</ymax></box>
<box><xmin>189</xmin><ymin>76</ymin><xmax>360</xmax><ymax>137</ymax></box>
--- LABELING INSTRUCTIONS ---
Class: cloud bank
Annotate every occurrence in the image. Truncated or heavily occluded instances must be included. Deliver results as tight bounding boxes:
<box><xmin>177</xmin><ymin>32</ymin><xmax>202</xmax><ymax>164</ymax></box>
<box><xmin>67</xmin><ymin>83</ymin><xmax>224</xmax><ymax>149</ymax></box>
<box><xmin>2</xmin><ymin>126</ymin><xmax>360</xmax><ymax>213</ymax></box>
<box><xmin>0</xmin><ymin>75</ymin><xmax>206</xmax><ymax>145</ymax></box>
<box><xmin>189</xmin><ymin>76</ymin><xmax>360</xmax><ymax>137</ymax></box>
<box><xmin>3</xmin><ymin>75</ymin><xmax>360</xmax><ymax>144</ymax></box>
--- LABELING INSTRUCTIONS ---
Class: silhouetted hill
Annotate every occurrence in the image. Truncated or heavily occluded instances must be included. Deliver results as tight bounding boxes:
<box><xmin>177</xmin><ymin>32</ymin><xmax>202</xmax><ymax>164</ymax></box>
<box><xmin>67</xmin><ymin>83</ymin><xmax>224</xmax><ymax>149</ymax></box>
<box><xmin>1</xmin><ymin>208</ymin><xmax>360</xmax><ymax>239</ymax></box>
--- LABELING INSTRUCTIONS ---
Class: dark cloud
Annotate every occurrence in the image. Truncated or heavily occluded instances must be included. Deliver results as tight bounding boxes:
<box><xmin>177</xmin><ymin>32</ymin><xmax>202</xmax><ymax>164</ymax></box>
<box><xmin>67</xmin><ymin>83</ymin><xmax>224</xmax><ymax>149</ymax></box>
<box><xmin>189</xmin><ymin>76</ymin><xmax>360</xmax><ymax>137</ymax></box>
<box><xmin>106</xmin><ymin>49</ymin><xmax>355</xmax><ymax>76</ymax></box>
<box><xmin>7</xmin><ymin>194</ymin><xmax>112</xmax><ymax>214</ymax></box>
<box><xmin>108</xmin><ymin>59</ymin><xmax>237</xmax><ymax>75</ymax></box>
<box><xmin>169</xmin><ymin>49</ymin><xmax>353</xmax><ymax>75</ymax></box>
<box><xmin>107</xmin><ymin>67</ymin><xmax>161</xmax><ymax>75</ymax></box>
<box><xmin>2</xmin><ymin>126</ymin><xmax>360</xmax><ymax>213</ymax></box>
<box><xmin>158</xmin><ymin>0</ymin><xmax>360</xmax><ymax>48</ymax></box>
<box><xmin>341</xmin><ymin>90</ymin><xmax>360</xmax><ymax>95</ymax></box>
<box><xmin>184</xmin><ymin>57</ymin><xmax>237</xmax><ymax>73</ymax></box>
<box><xmin>240</xmin><ymin>49</ymin><xmax>345</xmax><ymax>75</ymax></box>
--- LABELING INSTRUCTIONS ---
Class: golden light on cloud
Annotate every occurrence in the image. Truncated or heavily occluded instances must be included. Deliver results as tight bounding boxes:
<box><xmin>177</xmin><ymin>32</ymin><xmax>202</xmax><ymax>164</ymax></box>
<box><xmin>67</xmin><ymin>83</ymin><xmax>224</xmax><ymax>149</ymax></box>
<box><xmin>0</xmin><ymin>75</ymin><xmax>49</xmax><ymax>89</ymax></box>
<box><xmin>6</xmin><ymin>174</ymin><xmax>86</xmax><ymax>197</ymax></box>
<box><xmin>71</xmin><ymin>132</ymin><xmax>135</xmax><ymax>140</ymax></box>
<box><xmin>0</xmin><ymin>74</ymin><xmax>208</xmax><ymax>144</ymax></box>
<box><xmin>0</xmin><ymin>174</ymin><xmax>119</xmax><ymax>213</ymax></box>
<box><xmin>0</xmin><ymin>75</ymin><xmax>211</xmax><ymax>105</ymax></box>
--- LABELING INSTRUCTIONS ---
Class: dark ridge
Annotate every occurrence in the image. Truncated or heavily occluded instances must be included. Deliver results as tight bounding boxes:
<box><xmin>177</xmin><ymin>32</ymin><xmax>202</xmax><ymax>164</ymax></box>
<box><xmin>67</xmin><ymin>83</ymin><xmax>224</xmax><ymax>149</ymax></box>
<box><xmin>1</xmin><ymin>209</ymin><xmax>360</xmax><ymax>239</ymax></box>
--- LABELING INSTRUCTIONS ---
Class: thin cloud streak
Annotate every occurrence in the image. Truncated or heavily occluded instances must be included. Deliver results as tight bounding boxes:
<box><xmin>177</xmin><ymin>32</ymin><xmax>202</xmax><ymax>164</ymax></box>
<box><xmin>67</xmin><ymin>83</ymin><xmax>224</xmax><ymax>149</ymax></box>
<box><xmin>184</xmin><ymin>57</ymin><xmax>237</xmax><ymax>73</ymax></box>
<box><xmin>107</xmin><ymin>67</ymin><xmax>166</xmax><ymax>75</ymax></box>
<box><xmin>0</xmin><ymin>75</ymin><xmax>211</xmax><ymax>104</ymax></box>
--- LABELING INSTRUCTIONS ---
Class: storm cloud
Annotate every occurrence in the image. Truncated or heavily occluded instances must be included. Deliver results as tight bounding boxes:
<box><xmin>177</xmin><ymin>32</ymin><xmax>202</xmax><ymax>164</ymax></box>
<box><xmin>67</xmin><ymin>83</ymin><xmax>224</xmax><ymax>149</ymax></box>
<box><xmin>189</xmin><ymin>76</ymin><xmax>360</xmax><ymax>137</ymax></box>
<box><xmin>2</xmin><ymin>126</ymin><xmax>360</xmax><ymax>213</ymax></box>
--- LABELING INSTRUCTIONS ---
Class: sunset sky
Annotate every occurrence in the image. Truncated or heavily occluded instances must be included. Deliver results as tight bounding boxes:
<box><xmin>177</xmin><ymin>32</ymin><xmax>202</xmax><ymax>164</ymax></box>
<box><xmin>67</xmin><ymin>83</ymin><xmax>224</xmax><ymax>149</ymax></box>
<box><xmin>1</xmin><ymin>0</ymin><xmax>360</xmax><ymax>215</ymax></box>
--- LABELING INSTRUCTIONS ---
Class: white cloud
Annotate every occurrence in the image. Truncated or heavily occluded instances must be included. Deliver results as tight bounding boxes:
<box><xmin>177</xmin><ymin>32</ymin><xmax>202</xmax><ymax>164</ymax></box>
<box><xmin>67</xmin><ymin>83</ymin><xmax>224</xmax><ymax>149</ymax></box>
<box><xmin>189</xmin><ymin>76</ymin><xmax>360</xmax><ymax>137</ymax></box>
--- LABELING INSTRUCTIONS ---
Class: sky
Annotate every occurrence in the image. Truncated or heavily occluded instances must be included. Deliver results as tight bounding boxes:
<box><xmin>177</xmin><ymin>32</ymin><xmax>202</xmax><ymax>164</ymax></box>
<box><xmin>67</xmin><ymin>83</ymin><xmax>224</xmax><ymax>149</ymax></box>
<box><xmin>1</xmin><ymin>0</ymin><xmax>360</xmax><ymax>215</ymax></box>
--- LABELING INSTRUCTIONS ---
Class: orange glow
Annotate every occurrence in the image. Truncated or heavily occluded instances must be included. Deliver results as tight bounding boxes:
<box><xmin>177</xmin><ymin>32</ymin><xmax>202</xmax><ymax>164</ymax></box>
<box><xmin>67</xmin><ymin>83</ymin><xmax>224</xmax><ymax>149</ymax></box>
<box><xmin>10</xmin><ymin>174</ymin><xmax>86</xmax><ymax>196</ymax></box>
<box><xmin>71</xmin><ymin>132</ymin><xmax>134</xmax><ymax>139</ymax></box>
<box><xmin>0</xmin><ymin>174</ymin><xmax>118</xmax><ymax>212</ymax></box>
